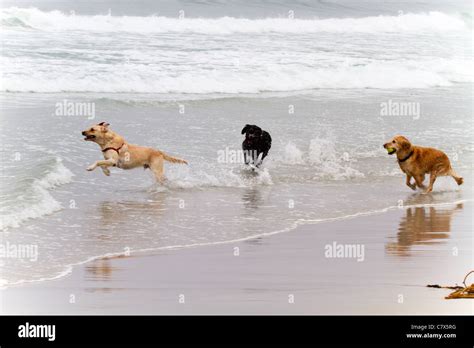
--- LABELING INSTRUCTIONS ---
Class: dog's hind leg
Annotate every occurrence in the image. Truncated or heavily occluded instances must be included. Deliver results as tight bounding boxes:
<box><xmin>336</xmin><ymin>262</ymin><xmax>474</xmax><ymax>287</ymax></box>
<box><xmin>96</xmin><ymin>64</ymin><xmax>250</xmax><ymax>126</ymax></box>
<box><xmin>414</xmin><ymin>174</ymin><xmax>426</xmax><ymax>190</ymax></box>
<box><xmin>449</xmin><ymin>169</ymin><xmax>463</xmax><ymax>186</ymax></box>
<box><xmin>150</xmin><ymin>156</ymin><xmax>165</xmax><ymax>184</ymax></box>
<box><xmin>424</xmin><ymin>172</ymin><xmax>437</xmax><ymax>194</ymax></box>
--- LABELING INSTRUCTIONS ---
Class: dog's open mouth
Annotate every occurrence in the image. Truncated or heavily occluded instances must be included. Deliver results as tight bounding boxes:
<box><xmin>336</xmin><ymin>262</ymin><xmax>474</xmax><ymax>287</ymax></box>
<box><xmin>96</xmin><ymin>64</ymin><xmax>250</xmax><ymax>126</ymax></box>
<box><xmin>84</xmin><ymin>135</ymin><xmax>96</xmax><ymax>140</ymax></box>
<box><xmin>386</xmin><ymin>147</ymin><xmax>396</xmax><ymax>155</ymax></box>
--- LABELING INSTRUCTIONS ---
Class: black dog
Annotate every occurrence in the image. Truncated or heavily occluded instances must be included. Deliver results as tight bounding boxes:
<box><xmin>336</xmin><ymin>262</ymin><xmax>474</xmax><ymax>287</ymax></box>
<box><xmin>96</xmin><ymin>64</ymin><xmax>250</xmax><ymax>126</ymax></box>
<box><xmin>241</xmin><ymin>124</ymin><xmax>272</xmax><ymax>167</ymax></box>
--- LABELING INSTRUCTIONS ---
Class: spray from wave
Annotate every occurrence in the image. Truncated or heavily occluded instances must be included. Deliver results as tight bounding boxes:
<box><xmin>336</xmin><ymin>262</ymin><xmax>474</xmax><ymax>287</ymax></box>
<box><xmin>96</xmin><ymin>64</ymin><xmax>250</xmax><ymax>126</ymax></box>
<box><xmin>261</xmin><ymin>138</ymin><xmax>365</xmax><ymax>181</ymax></box>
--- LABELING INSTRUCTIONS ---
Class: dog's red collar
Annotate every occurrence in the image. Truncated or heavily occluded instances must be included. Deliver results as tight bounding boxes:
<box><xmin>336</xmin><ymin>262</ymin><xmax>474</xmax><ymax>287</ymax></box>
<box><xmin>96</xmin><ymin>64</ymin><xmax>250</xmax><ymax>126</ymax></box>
<box><xmin>102</xmin><ymin>143</ymin><xmax>124</xmax><ymax>155</ymax></box>
<box><xmin>398</xmin><ymin>150</ymin><xmax>414</xmax><ymax>163</ymax></box>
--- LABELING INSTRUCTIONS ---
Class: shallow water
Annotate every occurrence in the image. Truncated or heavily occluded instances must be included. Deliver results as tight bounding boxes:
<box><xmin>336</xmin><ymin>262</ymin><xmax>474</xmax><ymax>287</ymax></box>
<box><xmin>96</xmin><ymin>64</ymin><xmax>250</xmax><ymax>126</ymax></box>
<box><xmin>1</xmin><ymin>88</ymin><xmax>472</xmax><ymax>286</ymax></box>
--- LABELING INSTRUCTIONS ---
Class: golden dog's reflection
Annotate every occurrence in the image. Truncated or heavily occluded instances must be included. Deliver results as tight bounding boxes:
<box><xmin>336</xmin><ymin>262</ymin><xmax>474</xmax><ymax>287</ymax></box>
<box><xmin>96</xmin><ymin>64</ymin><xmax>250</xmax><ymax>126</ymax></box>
<box><xmin>386</xmin><ymin>202</ymin><xmax>463</xmax><ymax>256</ymax></box>
<box><xmin>93</xmin><ymin>194</ymin><xmax>167</xmax><ymax>242</ymax></box>
<box><xmin>84</xmin><ymin>194</ymin><xmax>168</xmax><ymax>287</ymax></box>
<box><xmin>85</xmin><ymin>257</ymin><xmax>129</xmax><ymax>292</ymax></box>
<box><xmin>86</xmin><ymin>258</ymin><xmax>116</xmax><ymax>281</ymax></box>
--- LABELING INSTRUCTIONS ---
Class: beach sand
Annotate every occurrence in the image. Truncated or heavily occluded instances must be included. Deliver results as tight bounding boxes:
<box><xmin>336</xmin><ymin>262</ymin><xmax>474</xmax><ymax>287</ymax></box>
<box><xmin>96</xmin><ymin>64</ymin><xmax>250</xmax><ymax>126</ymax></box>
<box><xmin>2</xmin><ymin>201</ymin><xmax>472</xmax><ymax>315</ymax></box>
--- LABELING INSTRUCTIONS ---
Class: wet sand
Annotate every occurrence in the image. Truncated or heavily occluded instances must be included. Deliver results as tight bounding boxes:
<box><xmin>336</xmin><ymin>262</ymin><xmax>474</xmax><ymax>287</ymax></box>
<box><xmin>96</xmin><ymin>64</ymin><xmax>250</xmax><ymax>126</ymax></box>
<box><xmin>1</xmin><ymin>201</ymin><xmax>473</xmax><ymax>315</ymax></box>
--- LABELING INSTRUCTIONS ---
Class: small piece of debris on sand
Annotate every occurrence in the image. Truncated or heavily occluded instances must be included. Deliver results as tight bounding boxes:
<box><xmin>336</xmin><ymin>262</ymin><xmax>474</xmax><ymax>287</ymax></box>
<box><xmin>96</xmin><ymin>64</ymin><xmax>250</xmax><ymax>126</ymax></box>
<box><xmin>427</xmin><ymin>270</ymin><xmax>474</xmax><ymax>299</ymax></box>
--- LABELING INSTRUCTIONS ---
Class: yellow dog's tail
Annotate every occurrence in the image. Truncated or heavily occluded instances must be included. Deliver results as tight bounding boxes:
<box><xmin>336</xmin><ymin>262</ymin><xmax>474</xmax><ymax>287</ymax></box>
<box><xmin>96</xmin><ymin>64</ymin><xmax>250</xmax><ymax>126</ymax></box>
<box><xmin>163</xmin><ymin>153</ymin><xmax>188</xmax><ymax>165</ymax></box>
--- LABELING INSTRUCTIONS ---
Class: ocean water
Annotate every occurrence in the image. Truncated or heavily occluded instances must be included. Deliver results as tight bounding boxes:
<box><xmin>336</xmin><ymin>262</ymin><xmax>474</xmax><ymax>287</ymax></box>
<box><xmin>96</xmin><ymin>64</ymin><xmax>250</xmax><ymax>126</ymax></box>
<box><xmin>0</xmin><ymin>0</ymin><xmax>473</xmax><ymax>287</ymax></box>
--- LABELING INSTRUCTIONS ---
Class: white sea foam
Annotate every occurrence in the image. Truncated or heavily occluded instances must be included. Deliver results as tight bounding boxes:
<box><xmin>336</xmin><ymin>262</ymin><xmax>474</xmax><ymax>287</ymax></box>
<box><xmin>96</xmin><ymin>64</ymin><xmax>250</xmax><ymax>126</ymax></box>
<box><xmin>1</xmin><ymin>8</ymin><xmax>471</xmax><ymax>93</ymax></box>
<box><xmin>145</xmin><ymin>137</ymin><xmax>363</xmax><ymax>188</ymax></box>
<box><xmin>0</xmin><ymin>8</ymin><xmax>468</xmax><ymax>33</ymax></box>
<box><xmin>0</xmin><ymin>158</ymin><xmax>74</xmax><ymax>230</ymax></box>
<box><xmin>148</xmin><ymin>164</ymin><xmax>273</xmax><ymax>190</ymax></box>
<box><xmin>2</xmin><ymin>58</ymin><xmax>471</xmax><ymax>93</ymax></box>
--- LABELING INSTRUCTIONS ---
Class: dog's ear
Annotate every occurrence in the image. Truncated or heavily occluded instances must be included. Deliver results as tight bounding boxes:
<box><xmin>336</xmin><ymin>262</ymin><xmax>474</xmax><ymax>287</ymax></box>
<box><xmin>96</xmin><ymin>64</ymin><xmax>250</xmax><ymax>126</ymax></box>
<box><xmin>399</xmin><ymin>136</ymin><xmax>411</xmax><ymax>151</ymax></box>
<box><xmin>98</xmin><ymin>122</ymin><xmax>110</xmax><ymax>130</ymax></box>
<box><xmin>241</xmin><ymin>124</ymin><xmax>250</xmax><ymax>135</ymax></box>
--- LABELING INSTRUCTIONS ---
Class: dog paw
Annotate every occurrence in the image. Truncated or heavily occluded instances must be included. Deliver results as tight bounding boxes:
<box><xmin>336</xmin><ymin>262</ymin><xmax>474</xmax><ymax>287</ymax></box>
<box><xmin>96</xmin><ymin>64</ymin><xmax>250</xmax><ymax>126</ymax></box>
<box><xmin>102</xmin><ymin>168</ymin><xmax>110</xmax><ymax>176</ymax></box>
<box><xmin>86</xmin><ymin>165</ymin><xmax>96</xmax><ymax>171</ymax></box>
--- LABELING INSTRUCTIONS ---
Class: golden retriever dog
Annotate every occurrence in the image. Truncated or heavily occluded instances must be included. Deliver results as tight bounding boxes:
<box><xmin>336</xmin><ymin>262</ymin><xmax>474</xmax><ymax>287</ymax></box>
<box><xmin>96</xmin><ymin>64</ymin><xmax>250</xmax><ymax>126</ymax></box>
<box><xmin>82</xmin><ymin>122</ymin><xmax>187</xmax><ymax>183</ymax></box>
<box><xmin>383</xmin><ymin>135</ymin><xmax>463</xmax><ymax>193</ymax></box>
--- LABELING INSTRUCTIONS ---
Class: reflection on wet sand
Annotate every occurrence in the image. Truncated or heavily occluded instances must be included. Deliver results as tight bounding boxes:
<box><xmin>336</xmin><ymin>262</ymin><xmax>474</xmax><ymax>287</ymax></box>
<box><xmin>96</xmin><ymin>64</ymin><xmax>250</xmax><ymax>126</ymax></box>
<box><xmin>83</xmin><ymin>195</ymin><xmax>168</xmax><ymax>289</ymax></box>
<box><xmin>94</xmin><ymin>195</ymin><xmax>167</xmax><ymax>242</ymax></box>
<box><xmin>99</xmin><ymin>197</ymin><xmax>167</xmax><ymax>226</ymax></box>
<box><xmin>242</xmin><ymin>187</ymin><xmax>264</xmax><ymax>210</ymax></box>
<box><xmin>240</xmin><ymin>187</ymin><xmax>271</xmax><ymax>245</ymax></box>
<box><xmin>85</xmin><ymin>258</ymin><xmax>116</xmax><ymax>281</ymax></box>
<box><xmin>85</xmin><ymin>257</ymin><xmax>131</xmax><ymax>293</ymax></box>
<box><xmin>386</xmin><ymin>195</ymin><xmax>463</xmax><ymax>256</ymax></box>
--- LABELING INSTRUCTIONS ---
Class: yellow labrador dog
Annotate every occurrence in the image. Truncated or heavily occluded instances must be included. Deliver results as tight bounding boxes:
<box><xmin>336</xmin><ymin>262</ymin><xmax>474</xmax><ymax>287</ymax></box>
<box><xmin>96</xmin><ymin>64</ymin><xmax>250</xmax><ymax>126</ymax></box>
<box><xmin>82</xmin><ymin>122</ymin><xmax>187</xmax><ymax>183</ymax></box>
<box><xmin>383</xmin><ymin>135</ymin><xmax>463</xmax><ymax>193</ymax></box>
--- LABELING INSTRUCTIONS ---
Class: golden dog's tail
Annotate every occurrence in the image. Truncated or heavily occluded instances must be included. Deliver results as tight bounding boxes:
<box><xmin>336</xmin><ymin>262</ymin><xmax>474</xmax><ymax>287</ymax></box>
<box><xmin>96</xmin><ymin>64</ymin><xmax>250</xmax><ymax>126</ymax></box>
<box><xmin>449</xmin><ymin>169</ymin><xmax>463</xmax><ymax>186</ymax></box>
<box><xmin>163</xmin><ymin>153</ymin><xmax>188</xmax><ymax>165</ymax></box>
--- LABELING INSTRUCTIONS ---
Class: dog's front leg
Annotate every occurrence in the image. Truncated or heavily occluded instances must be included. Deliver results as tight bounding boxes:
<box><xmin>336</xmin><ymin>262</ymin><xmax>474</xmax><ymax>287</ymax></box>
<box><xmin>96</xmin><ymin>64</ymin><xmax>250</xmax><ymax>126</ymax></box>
<box><xmin>87</xmin><ymin>159</ymin><xmax>117</xmax><ymax>173</ymax></box>
<box><xmin>243</xmin><ymin>149</ymin><xmax>250</xmax><ymax>165</ymax></box>
<box><xmin>87</xmin><ymin>162</ymin><xmax>98</xmax><ymax>171</ymax></box>
<box><xmin>423</xmin><ymin>173</ymin><xmax>437</xmax><ymax>194</ymax></box>
<box><xmin>414</xmin><ymin>174</ymin><xmax>426</xmax><ymax>190</ymax></box>
<box><xmin>405</xmin><ymin>174</ymin><xmax>416</xmax><ymax>190</ymax></box>
<box><xmin>101</xmin><ymin>167</ymin><xmax>111</xmax><ymax>176</ymax></box>
<box><xmin>255</xmin><ymin>152</ymin><xmax>264</xmax><ymax>167</ymax></box>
